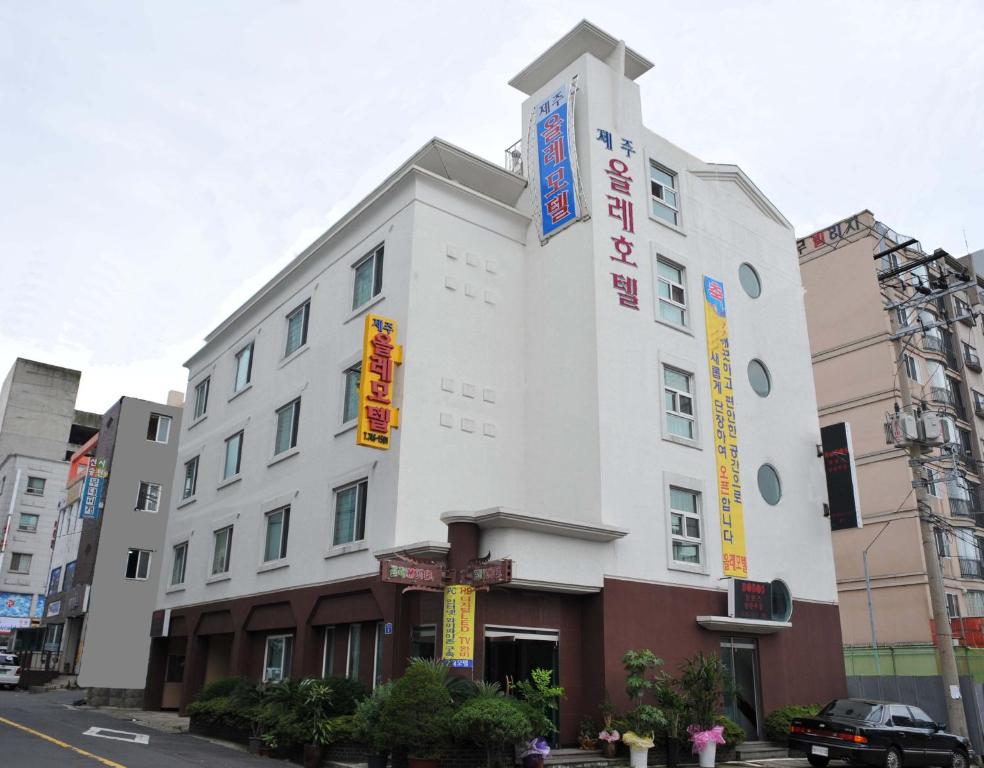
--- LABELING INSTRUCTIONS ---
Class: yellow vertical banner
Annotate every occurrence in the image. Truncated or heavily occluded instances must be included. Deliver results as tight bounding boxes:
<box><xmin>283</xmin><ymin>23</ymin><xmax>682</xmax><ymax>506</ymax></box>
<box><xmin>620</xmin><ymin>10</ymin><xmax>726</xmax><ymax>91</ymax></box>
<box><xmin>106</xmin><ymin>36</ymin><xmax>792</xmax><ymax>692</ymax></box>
<box><xmin>442</xmin><ymin>585</ymin><xmax>475</xmax><ymax>668</ymax></box>
<box><xmin>703</xmin><ymin>276</ymin><xmax>748</xmax><ymax>578</ymax></box>
<box><xmin>356</xmin><ymin>314</ymin><xmax>402</xmax><ymax>449</ymax></box>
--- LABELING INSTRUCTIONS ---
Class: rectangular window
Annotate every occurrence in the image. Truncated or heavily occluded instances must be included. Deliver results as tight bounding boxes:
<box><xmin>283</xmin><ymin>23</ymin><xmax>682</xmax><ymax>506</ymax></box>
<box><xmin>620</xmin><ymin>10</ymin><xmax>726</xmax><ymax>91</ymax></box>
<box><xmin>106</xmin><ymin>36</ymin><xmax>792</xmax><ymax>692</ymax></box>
<box><xmin>373</xmin><ymin>622</ymin><xmax>385</xmax><ymax>688</ymax></box>
<box><xmin>9</xmin><ymin>552</ymin><xmax>32</xmax><ymax>574</ymax></box>
<box><xmin>343</xmin><ymin>364</ymin><xmax>361</xmax><ymax>423</ymax></box>
<box><xmin>352</xmin><ymin>245</ymin><xmax>384</xmax><ymax>310</ymax></box>
<box><xmin>285</xmin><ymin>301</ymin><xmax>310</xmax><ymax>356</ymax></box>
<box><xmin>165</xmin><ymin>654</ymin><xmax>185</xmax><ymax>683</ymax></box>
<box><xmin>927</xmin><ymin>468</ymin><xmax>939</xmax><ymax>497</ymax></box>
<box><xmin>974</xmin><ymin>389</ymin><xmax>984</xmax><ymax>413</ymax></box>
<box><xmin>234</xmin><ymin>342</ymin><xmax>254</xmax><ymax>392</ymax></box>
<box><xmin>136</xmin><ymin>481</ymin><xmax>162</xmax><ymax>512</ymax></box>
<box><xmin>224</xmin><ymin>431</ymin><xmax>244</xmax><ymax>479</ymax></box>
<box><xmin>669</xmin><ymin>487</ymin><xmax>702</xmax><ymax>565</ymax></box>
<box><xmin>410</xmin><ymin>625</ymin><xmax>436</xmax><ymax>660</ymax></box>
<box><xmin>171</xmin><ymin>541</ymin><xmax>188</xmax><ymax>586</ymax></box>
<box><xmin>48</xmin><ymin>567</ymin><xmax>61</xmax><ymax>594</ymax></box>
<box><xmin>649</xmin><ymin>161</ymin><xmax>679</xmax><ymax>225</ymax></box>
<box><xmin>124</xmin><ymin>548</ymin><xmax>151</xmax><ymax>580</ymax></box>
<box><xmin>274</xmin><ymin>399</ymin><xmax>301</xmax><ymax>455</ymax></box>
<box><xmin>193</xmin><ymin>377</ymin><xmax>210</xmax><ymax>420</ymax></box>
<box><xmin>663</xmin><ymin>367</ymin><xmax>695</xmax><ymax>440</ymax></box>
<box><xmin>656</xmin><ymin>257</ymin><xmax>687</xmax><ymax>327</ymax></box>
<box><xmin>211</xmin><ymin>526</ymin><xmax>233</xmax><ymax>575</ymax></box>
<box><xmin>903</xmin><ymin>354</ymin><xmax>920</xmax><ymax>382</ymax></box>
<box><xmin>935</xmin><ymin>527</ymin><xmax>951</xmax><ymax>557</ymax></box>
<box><xmin>264</xmin><ymin>506</ymin><xmax>290</xmax><ymax>562</ymax></box>
<box><xmin>967</xmin><ymin>590</ymin><xmax>984</xmax><ymax>617</ymax></box>
<box><xmin>956</xmin><ymin>296</ymin><xmax>972</xmax><ymax>319</ymax></box>
<box><xmin>25</xmin><ymin>476</ymin><xmax>46</xmax><ymax>496</ymax></box>
<box><xmin>322</xmin><ymin>627</ymin><xmax>336</xmax><ymax>677</ymax></box>
<box><xmin>182</xmin><ymin>457</ymin><xmax>199</xmax><ymax>500</ymax></box>
<box><xmin>146</xmin><ymin>413</ymin><xmax>172</xmax><ymax>443</ymax></box>
<box><xmin>264</xmin><ymin>634</ymin><xmax>293</xmax><ymax>683</ymax></box>
<box><xmin>895</xmin><ymin>306</ymin><xmax>908</xmax><ymax>329</ymax></box>
<box><xmin>63</xmin><ymin>561</ymin><xmax>76</xmax><ymax>591</ymax></box>
<box><xmin>347</xmin><ymin>624</ymin><xmax>362</xmax><ymax>680</ymax></box>
<box><xmin>947</xmin><ymin>593</ymin><xmax>961</xmax><ymax>619</ymax></box>
<box><xmin>17</xmin><ymin>513</ymin><xmax>39</xmax><ymax>532</ymax></box>
<box><xmin>333</xmin><ymin>480</ymin><xmax>368</xmax><ymax>546</ymax></box>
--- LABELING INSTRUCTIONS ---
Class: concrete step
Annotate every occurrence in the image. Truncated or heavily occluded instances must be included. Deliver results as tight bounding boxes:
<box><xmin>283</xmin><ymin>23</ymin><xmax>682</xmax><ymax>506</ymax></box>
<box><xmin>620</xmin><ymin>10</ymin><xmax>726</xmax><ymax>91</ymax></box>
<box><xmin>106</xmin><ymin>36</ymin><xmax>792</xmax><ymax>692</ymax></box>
<box><xmin>516</xmin><ymin>750</ymin><xmax>628</xmax><ymax>768</ymax></box>
<box><xmin>735</xmin><ymin>741</ymin><xmax>788</xmax><ymax>761</ymax></box>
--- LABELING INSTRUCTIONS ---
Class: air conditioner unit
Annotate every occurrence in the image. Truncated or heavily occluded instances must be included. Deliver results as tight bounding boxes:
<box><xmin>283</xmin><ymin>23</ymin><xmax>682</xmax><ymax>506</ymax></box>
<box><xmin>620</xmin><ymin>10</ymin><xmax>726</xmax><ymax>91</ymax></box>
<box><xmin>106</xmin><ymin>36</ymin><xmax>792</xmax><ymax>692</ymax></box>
<box><xmin>886</xmin><ymin>412</ymin><xmax>920</xmax><ymax>446</ymax></box>
<box><xmin>920</xmin><ymin>412</ymin><xmax>943</xmax><ymax>445</ymax></box>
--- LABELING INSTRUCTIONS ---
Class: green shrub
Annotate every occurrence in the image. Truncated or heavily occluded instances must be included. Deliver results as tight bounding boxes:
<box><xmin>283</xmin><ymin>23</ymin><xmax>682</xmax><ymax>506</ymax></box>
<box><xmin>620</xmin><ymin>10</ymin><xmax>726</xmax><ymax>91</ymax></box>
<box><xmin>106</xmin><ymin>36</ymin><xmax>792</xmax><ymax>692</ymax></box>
<box><xmin>327</xmin><ymin>714</ymin><xmax>359</xmax><ymax>743</ymax></box>
<box><xmin>764</xmin><ymin>705</ymin><xmax>821</xmax><ymax>744</ymax></box>
<box><xmin>715</xmin><ymin>715</ymin><xmax>745</xmax><ymax>748</ymax></box>
<box><xmin>354</xmin><ymin>682</ymin><xmax>393</xmax><ymax>755</ymax></box>
<box><xmin>378</xmin><ymin>659</ymin><xmax>454</xmax><ymax>758</ymax></box>
<box><xmin>195</xmin><ymin>677</ymin><xmax>247</xmax><ymax>702</ymax></box>
<box><xmin>515</xmin><ymin>668</ymin><xmax>564</xmax><ymax>737</ymax></box>
<box><xmin>323</xmin><ymin>675</ymin><xmax>369</xmax><ymax>716</ymax></box>
<box><xmin>452</xmin><ymin>696</ymin><xmax>533</xmax><ymax>768</ymax></box>
<box><xmin>187</xmin><ymin>695</ymin><xmax>256</xmax><ymax>733</ymax></box>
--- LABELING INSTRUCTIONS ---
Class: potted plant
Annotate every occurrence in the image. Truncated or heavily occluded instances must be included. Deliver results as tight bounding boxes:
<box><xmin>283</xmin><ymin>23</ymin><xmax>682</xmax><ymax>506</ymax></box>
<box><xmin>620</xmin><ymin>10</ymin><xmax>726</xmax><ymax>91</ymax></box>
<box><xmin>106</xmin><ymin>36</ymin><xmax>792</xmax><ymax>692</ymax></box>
<box><xmin>515</xmin><ymin>667</ymin><xmax>564</xmax><ymax>750</ymax></box>
<box><xmin>229</xmin><ymin>680</ymin><xmax>269</xmax><ymax>754</ymax></box>
<box><xmin>680</xmin><ymin>653</ymin><xmax>727</xmax><ymax>768</ymax></box>
<box><xmin>621</xmin><ymin>650</ymin><xmax>667</xmax><ymax>768</ymax></box>
<box><xmin>298</xmin><ymin>678</ymin><xmax>335</xmax><ymax>768</ymax></box>
<box><xmin>598</xmin><ymin>715</ymin><xmax>620</xmax><ymax>759</ymax></box>
<box><xmin>520</xmin><ymin>737</ymin><xmax>551</xmax><ymax>768</ymax></box>
<box><xmin>579</xmin><ymin>717</ymin><xmax>599</xmax><ymax>750</ymax></box>
<box><xmin>355</xmin><ymin>682</ymin><xmax>394</xmax><ymax>768</ymax></box>
<box><xmin>451</xmin><ymin>684</ymin><xmax>533</xmax><ymax>768</ymax></box>
<box><xmin>623</xmin><ymin>731</ymin><xmax>655</xmax><ymax>768</ymax></box>
<box><xmin>654</xmin><ymin>677</ymin><xmax>688</xmax><ymax>768</ymax></box>
<box><xmin>377</xmin><ymin>659</ymin><xmax>453</xmax><ymax>768</ymax></box>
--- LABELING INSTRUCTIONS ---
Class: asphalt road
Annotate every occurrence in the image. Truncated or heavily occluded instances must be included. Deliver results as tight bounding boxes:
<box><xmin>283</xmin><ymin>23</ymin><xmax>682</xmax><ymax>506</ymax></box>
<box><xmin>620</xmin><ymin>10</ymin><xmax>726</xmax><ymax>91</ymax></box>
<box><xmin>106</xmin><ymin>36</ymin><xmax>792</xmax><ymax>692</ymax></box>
<box><xmin>0</xmin><ymin>687</ymin><xmax>269</xmax><ymax>767</ymax></box>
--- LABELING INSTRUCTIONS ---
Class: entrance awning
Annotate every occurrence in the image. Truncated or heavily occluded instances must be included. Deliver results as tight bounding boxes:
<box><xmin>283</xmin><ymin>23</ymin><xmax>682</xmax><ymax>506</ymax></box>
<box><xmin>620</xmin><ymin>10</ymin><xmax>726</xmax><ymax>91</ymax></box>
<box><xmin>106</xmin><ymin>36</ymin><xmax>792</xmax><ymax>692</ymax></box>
<box><xmin>696</xmin><ymin>615</ymin><xmax>792</xmax><ymax>635</ymax></box>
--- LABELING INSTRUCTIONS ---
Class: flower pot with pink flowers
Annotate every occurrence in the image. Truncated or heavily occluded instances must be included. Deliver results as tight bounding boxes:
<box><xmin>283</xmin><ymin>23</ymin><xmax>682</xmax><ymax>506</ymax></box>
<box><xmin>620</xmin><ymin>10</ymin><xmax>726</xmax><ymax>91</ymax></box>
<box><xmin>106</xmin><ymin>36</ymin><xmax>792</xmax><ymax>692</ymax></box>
<box><xmin>680</xmin><ymin>652</ymin><xmax>727</xmax><ymax>768</ymax></box>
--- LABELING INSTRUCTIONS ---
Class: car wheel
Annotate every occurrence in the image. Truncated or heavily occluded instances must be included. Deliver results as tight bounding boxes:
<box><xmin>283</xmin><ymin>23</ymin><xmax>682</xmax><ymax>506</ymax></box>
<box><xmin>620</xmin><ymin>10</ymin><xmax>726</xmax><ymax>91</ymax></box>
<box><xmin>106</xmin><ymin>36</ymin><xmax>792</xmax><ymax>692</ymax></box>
<box><xmin>948</xmin><ymin>749</ymin><xmax>968</xmax><ymax>768</ymax></box>
<box><xmin>885</xmin><ymin>747</ymin><xmax>902</xmax><ymax>768</ymax></box>
<box><xmin>808</xmin><ymin>755</ymin><xmax>830</xmax><ymax>768</ymax></box>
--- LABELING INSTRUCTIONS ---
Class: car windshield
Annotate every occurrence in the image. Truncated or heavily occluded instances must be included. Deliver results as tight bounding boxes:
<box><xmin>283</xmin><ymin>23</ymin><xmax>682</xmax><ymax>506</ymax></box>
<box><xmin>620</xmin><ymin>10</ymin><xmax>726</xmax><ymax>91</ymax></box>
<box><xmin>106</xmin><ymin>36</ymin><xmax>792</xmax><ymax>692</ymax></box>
<box><xmin>820</xmin><ymin>700</ymin><xmax>883</xmax><ymax>722</ymax></box>
<box><xmin>0</xmin><ymin>654</ymin><xmax>16</xmax><ymax>665</ymax></box>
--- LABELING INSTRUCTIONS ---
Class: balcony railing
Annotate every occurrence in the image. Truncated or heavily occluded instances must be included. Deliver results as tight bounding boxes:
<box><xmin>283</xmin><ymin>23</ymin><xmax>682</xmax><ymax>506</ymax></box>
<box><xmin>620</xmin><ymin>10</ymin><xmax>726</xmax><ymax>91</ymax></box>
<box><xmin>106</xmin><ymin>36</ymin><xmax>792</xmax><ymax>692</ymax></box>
<box><xmin>967</xmin><ymin>349</ymin><xmax>982</xmax><ymax>372</ymax></box>
<box><xmin>932</xmin><ymin>387</ymin><xmax>954</xmax><ymax>406</ymax></box>
<box><xmin>951</xmin><ymin>497</ymin><xmax>975</xmax><ymax>519</ymax></box>
<box><xmin>959</xmin><ymin>557</ymin><xmax>984</xmax><ymax>579</ymax></box>
<box><xmin>923</xmin><ymin>335</ymin><xmax>945</xmax><ymax>355</ymax></box>
<box><xmin>504</xmin><ymin>140</ymin><xmax>523</xmax><ymax>176</ymax></box>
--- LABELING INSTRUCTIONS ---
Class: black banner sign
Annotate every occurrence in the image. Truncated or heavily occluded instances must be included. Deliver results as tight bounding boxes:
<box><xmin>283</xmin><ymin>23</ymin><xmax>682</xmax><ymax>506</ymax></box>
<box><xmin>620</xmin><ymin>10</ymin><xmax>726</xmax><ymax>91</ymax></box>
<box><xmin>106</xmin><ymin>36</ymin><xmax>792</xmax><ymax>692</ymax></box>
<box><xmin>731</xmin><ymin>578</ymin><xmax>773</xmax><ymax>620</ymax></box>
<box><xmin>821</xmin><ymin>422</ymin><xmax>862</xmax><ymax>531</ymax></box>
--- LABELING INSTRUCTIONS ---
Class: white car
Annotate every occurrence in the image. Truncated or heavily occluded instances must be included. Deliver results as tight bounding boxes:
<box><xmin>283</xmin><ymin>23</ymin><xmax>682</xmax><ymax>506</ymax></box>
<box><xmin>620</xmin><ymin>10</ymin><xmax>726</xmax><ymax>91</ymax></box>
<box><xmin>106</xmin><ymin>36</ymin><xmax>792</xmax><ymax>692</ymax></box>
<box><xmin>0</xmin><ymin>653</ymin><xmax>20</xmax><ymax>689</ymax></box>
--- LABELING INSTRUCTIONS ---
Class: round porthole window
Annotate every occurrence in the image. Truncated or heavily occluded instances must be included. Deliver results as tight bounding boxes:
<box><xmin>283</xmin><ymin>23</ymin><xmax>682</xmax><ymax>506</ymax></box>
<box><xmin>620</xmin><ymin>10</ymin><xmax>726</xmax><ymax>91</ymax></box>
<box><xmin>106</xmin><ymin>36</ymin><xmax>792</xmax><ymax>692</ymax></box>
<box><xmin>748</xmin><ymin>359</ymin><xmax>771</xmax><ymax>397</ymax></box>
<box><xmin>771</xmin><ymin>579</ymin><xmax>793</xmax><ymax>622</ymax></box>
<box><xmin>757</xmin><ymin>464</ymin><xmax>782</xmax><ymax>505</ymax></box>
<box><xmin>739</xmin><ymin>263</ymin><xmax>761</xmax><ymax>298</ymax></box>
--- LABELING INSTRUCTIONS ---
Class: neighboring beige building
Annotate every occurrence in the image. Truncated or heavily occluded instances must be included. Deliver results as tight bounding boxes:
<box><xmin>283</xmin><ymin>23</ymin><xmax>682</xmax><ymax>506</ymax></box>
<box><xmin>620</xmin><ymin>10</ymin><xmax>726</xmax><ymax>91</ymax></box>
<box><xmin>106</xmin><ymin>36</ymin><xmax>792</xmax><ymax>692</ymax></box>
<box><xmin>800</xmin><ymin>211</ymin><xmax>984</xmax><ymax>668</ymax></box>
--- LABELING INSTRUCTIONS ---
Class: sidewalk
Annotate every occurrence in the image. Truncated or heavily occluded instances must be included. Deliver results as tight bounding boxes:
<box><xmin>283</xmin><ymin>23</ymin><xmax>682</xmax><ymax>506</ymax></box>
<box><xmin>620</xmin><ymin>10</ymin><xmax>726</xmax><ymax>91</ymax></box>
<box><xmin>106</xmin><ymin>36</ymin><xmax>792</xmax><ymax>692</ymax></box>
<box><xmin>78</xmin><ymin>704</ymin><xmax>189</xmax><ymax>734</ymax></box>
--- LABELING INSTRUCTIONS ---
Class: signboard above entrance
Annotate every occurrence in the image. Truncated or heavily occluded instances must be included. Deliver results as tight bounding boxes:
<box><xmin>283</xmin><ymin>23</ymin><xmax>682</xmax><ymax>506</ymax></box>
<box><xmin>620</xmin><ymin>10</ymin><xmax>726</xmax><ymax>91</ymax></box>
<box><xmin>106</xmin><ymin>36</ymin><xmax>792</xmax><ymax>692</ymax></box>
<box><xmin>460</xmin><ymin>559</ymin><xmax>512</xmax><ymax>588</ymax></box>
<box><xmin>379</xmin><ymin>558</ymin><xmax>445</xmax><ymax>589</ymax></box>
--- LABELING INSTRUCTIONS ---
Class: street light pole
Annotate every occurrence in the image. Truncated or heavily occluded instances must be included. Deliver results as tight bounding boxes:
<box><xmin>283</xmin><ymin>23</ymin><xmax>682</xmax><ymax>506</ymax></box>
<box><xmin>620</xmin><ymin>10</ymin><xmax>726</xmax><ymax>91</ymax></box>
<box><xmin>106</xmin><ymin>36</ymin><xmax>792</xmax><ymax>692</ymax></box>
<box><xmin>862</xmin><ymin>522</ymin><xmax>891</xmax><ymax>675</ymax></box>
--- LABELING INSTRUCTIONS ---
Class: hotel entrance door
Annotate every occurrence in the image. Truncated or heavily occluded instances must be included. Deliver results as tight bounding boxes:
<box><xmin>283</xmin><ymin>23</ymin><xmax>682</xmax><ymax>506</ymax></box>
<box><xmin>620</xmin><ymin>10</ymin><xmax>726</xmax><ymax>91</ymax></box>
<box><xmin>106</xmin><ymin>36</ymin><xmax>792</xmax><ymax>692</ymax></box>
<box><xmin>484</xmin><ymin>627</ymin><xmax>559</xmax><ymax>741</ymax></box>
<box><xmin>720</xmin><ymin>637</ymin><xmax>762</xmax><ymax>740</ymax></box>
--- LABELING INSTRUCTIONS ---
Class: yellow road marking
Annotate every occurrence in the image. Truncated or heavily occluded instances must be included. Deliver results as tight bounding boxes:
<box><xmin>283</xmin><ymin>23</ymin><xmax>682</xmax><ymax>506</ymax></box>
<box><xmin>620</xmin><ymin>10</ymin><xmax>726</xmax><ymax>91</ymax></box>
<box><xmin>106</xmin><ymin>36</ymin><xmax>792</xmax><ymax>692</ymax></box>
<box><xmin>0</xmin><ymin>714</ymin><xmax>128</xmax><ymax>768</ymax></box>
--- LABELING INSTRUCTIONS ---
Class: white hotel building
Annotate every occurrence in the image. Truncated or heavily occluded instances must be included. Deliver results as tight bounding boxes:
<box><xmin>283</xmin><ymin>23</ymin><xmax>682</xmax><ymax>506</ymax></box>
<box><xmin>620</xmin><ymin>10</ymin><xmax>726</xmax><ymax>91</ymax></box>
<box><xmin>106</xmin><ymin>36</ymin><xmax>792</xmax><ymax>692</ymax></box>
<box><xmin>146</xmin><ymin>22</ymin><xmax>843</xmax><ymax>740</ymax></box>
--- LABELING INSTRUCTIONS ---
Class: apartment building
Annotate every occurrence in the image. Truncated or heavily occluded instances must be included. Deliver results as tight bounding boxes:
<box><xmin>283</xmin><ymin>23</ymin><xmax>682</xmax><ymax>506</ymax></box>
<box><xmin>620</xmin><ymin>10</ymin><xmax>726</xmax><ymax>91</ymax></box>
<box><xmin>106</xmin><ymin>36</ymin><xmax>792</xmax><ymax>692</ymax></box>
<box><xmin>800</xmin><ymin>212</ymin><xmax>984</xmax><ymax>672</ymax></box>
<box><xmin>146</xmin><ymin>21</ymin><xmax>843</xmax><ymax>740</ymax></box>
<box><xmin>0</xmin><ymin>359</ymin><xmax>99</xmax><ymax>648</ymax></box>
<box><xmin>42</xmin><ymin>395</ymin><xmax>182</xmax><ymax>704</ymax></box>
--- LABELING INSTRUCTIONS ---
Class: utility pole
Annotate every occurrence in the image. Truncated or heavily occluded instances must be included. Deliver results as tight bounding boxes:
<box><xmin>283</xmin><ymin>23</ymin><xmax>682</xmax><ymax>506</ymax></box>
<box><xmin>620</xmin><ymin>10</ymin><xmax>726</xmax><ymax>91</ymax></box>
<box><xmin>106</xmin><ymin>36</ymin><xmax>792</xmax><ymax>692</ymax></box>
<box><xmin>885</xmin><ymin>262</ymin><xmax>970</xmax><ymax>738</ymax></box>
<box><xmin>862</xmin><ymin>522</ymin><xmax>891</xmax><ymax>676</ymax></box>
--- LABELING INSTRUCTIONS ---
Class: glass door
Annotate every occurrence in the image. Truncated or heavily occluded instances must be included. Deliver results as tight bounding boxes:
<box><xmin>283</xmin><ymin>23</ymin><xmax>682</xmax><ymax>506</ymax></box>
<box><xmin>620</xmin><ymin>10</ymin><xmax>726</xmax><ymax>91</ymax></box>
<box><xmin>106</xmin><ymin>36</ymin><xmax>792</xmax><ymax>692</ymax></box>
<box><xmin>721</xmin><ymin>637</ymin><xmax>762</xmax><ymax>740</ymax></box>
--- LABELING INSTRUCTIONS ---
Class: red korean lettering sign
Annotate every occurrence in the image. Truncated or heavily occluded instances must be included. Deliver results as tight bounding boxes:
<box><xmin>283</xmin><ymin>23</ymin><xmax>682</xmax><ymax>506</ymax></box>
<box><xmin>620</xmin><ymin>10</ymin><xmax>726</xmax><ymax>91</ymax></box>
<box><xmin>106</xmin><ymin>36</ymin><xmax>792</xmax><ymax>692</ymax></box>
<box><xmin>357</xmin><ymin>314</ymin><xmax>403</xmax><ymax>449</ymax></box>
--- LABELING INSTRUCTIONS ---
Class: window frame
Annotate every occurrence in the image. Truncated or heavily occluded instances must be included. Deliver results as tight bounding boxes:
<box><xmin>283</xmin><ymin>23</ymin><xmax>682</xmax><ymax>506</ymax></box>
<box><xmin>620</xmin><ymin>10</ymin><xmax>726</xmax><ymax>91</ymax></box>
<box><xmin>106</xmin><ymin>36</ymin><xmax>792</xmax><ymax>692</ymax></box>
<box><xmin>663</xmin><ymin>473</ymin><xmax>707</xmax><ymax>575</ymax></box>
<box><xmin>274</xmin><ymin>398</ymin><xmax>301</xmax><ymax>455</ymax></box>
<box><xmin>25</xmin><ymin>476</ymin><xmax>46</xmax><ymax>496</ymax></box>
<box><xmin>373</xmin><ymin>621</ymin><xmax>385</xmax><ymax>688</ymax></box>
<box><xmin>234</xmin><ymin>342</ymin><xmax>254</xmax><ymax>393</ymax></box>
<box><xmin>211</xmin><ymin>525</ymin><xmax>234</xmax><ymax>575</ymax></box>
<box><xmin>263</xmin><ymin>633</ymin><xmax>294</xmax><ymax>683</ymax></box>
<box><xmin>263</xmin><ymin>506</ymin><xmax>290</xmax><ymax>563</ymax></box>
<box><xmin>147</xmin><ymin>413</ymin><xmax>172</xmax><ymax>443</ymax></box>
<box><xmin>136</xmin><ymin>481</ymin><xmax>162</xmax><ymax>513</ymax></box>
<box><xmin>193</xmin><ymin>377</ymin><xmax>210</xmax><ymax>420</ymax></box>
<box><xmin>9</xmin><ymin>552</ymin><xmax>32</xmax><ymax>574</ymax></box>
<box><xmin>223</xmin><ymin>431</ymin><xmax>244</xmax><ymax>480</ymax></box>
<box><xmin>284</xmin><ymin>301</ymin><xmax>311</xmax><ymax>357</ymax></box>
<box><xmin>17</xmin><ymin>512</ymin><xmax>39</xmax><ymax>532</ymax></box>
<box><xmin>903</xmin><ymin>354</ymin><xmax>920</xmax><ymax>383</ymax></box>
<box><xmin>182</xmin><ymin>456</ymin><xmax>199</xmax><ymax>500</ymax></box>
<box><xmin>655</xmin><ymin>255</ymin><xmax>688</xmax><ymax>329</ymax></box>
<box><xmin>352</xmin><ymin>244</ymin><xmax>385</xmax><ymax>311</ymax></box>
<box><xmin>649</xmin><ymin>160</ymin><xmax>680</xmax><ymax>227</ymax></box>
<box><xmin>662</xmin><ymin>364</ymin><xmax>698</xmax><ymax>446</ymax></box>
<box><xmin>171</xmin><ymin>541</ymin><xmax>188</xmax><ymax>586</ymax></box>
<box><xmin>342</xmin><ymin>363</ymin><xmax>362</xmax><ymax>425</ymax></box>
<box><xmin>346</xmin><ymin>623</ymin><xmax>362</xmax><ymax>680</ymax></box>
<box><xmin>124</xmin><ymin>548</ymin><xmax>152</xmax><ymax>581</ymax></box>
<box><xmin>332</xmin><ymin>479</ymin><xmax>368</xmax><ymax>547</ymax></box>
<box><xmin>322</xmin><ymin>626</ymin><xmax>336</xmax><ymax>677</ymax></box>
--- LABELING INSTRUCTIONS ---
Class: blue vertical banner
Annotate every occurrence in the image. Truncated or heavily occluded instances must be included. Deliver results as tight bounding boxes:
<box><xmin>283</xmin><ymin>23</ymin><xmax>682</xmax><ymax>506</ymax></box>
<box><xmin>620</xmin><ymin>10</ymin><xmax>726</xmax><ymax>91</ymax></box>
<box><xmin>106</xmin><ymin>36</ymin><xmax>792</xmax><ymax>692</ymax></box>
<box><xmin>79</xmin><ymin>457</ymin><xmax>108</xmax><ymax>520</ymax></box>
<box><xmin>534</xmin><ymin>79</ymin><xmax>579</xmax><ymax>239</ymax></box>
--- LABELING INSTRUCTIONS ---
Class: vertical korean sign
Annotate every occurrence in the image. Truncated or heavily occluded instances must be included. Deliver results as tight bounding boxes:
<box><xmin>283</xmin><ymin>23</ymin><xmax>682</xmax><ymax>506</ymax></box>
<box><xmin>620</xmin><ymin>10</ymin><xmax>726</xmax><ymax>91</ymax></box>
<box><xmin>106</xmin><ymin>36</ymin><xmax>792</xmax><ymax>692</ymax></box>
<box><xmin>534</xmin><ymin>79</ymin><xmax>579</xmax><ymax>240</ymax></box>
<box><xmin>356</xmin><ymin>314</ymin><xmax>403</xmax><ymax>450</ymax></box>
<box><xmin>79</xmin><ymin>457</ymin><xmax>108</xmax><ymax>520</ymax></box>
<box><xmin>442</xmin><ymin>585</ymin><xmax>475</xmax><ymax>668</ymax></box>
<box><xmin>703</xmin><ymin>277</ymin><xmax>748</xmax><ymax>578</ymax></box>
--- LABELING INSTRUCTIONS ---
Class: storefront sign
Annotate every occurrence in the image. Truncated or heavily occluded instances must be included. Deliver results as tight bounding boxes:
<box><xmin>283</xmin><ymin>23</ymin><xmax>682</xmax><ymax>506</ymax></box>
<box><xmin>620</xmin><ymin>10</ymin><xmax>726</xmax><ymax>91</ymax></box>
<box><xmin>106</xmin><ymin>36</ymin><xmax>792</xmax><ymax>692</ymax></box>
<box><xmin>379</xmin><ymin>559</ymin><xmax>445</xmax><ymax>588</ymax></box>
<box><xmin>149</xmin><ymin>608</ymin><xmax>170</xmax><ymax>638</ymax></box>
<box><xmin>46</xmin><ymin>600</ymin><xmax>61</xmax><ymax>617</ymax></box>
<box><xmin>79</xmin><ymin>457</ymin><xmax>109</xmax><ymax>520</ymax></box>
<box><xmin>460</xmin><ymin>559</ymin><xmax>512</xmax><ymax>588</ymax></box>
<box><xmin>595</xmin><ymin>125</ymin><xmax>640</xmax><ymax>311</ymax></box>
<box><xmin>0</xmin><ymin>592</ymin><xmax>31</xmax><ymax>618</ymax></box>
<box><xmin>0</xmin><ymin>617</ymin><xmax>30</xmax><ymax>633</ymax></box>
<box><xmin>357</xmin><ymin>314</ymin><xmax>403</xmax><ymax>450</ymax></box>
<box><xmin>533</xmin><ymin>77</ymin><xmax>581</xmax><ymax>240</ymax></box>
<box><xmin>442</xmin><ymin>585</ymin><xmax>475</xmax><ymax>668</ymax></box>
<box><xmin>821</xmin><ymin>422</ymin><xmax>863</xmax><ymax>531</ymax></box>
<box><xmin>703</xmin><ymin>277</ymin><xmax>748</xmax><ymax>578</ymax></box>
<box><xmin>729</xmin><ymin>579</ymin><xmax>773</xmax><ymax>620</ymax></box>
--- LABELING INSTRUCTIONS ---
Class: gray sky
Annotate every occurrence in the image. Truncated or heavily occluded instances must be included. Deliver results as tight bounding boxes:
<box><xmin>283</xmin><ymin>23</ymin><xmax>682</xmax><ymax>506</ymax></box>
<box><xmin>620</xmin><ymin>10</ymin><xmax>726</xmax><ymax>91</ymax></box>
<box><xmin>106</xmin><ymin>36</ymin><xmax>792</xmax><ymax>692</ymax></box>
<box><xmin>2</xmin><ymin>0</ymin><xmax>982</xmax><ymax>413</ymax></box>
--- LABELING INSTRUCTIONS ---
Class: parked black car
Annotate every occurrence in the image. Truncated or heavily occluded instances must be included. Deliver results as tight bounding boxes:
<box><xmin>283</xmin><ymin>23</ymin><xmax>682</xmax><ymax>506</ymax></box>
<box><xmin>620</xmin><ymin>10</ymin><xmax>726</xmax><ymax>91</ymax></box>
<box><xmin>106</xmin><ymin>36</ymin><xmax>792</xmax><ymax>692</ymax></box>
<box><xmin>788</xmin><ymin>698</ymin><xmax>973</xmax><ymax>768</ymax></box>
